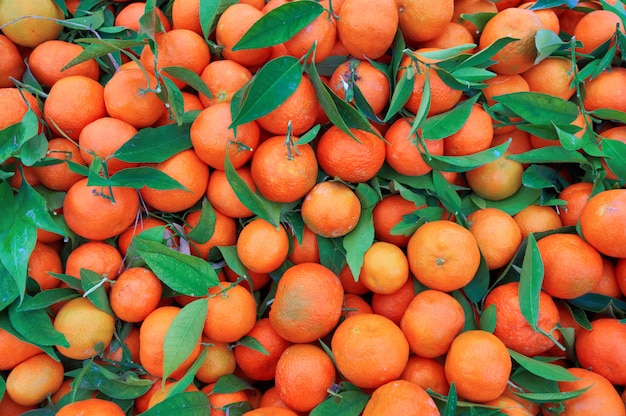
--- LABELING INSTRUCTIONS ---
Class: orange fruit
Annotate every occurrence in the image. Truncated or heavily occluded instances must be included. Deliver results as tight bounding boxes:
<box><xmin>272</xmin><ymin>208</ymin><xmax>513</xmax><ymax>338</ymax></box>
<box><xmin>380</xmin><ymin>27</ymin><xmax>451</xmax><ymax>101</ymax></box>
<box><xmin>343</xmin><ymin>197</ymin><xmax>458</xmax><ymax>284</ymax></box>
<box><xmin>575</xmin><ymin>318</ymin><xmax>626</xmax><ymax>385</ymax></box>
<box><xmin>468</xmin><ymin>207</ymin><xmax>522</xmax><ymax>270</ymax></box>
<box><xmin>0</xmin><ymin>393</ymin><xmax>37</xmax><ymax>416</ymax></box>
<box><xmin>216</xmin><ymin>3</ymin><xmax>273</xmax><ymax>68</ymax></box>
<box><xmin>0</xmin><ymin>0</ymin><xmax>64</xmax><ymax>48</ymax></box>
<box><xmin>148</xmin><ymin>381</ymin><xmax>200</xmax><ymax>409</ymax></box>
<box><xmin>33</xmin><ymin>137</ymin><xmax>87</xmax><ymax>191</ymax></box>
<box><xmin>370</xmin><ymin>277</ymin><xmax>415</xmax><ymax>325</ymax></box>
<box><xmin>362</xmin><ymin>379</ymin><xmax>440</xmax><ymax>416</ymax></box>
<box><xmin>78</xmin><ymin>117</ymin><xmax>139</xmax><ymax>175</ymax></box>
<box><xmin>407</xmin><ymin>220</ymin><xmax>481</xmax><ymax>292</ymax></box>
<box><xmin>519</xmin><ymin>2</ymin><xmax>559</xmax><ymax>33</ymax></box>
<box><xmin>154</xmin><ymin>90</ymin><xmax>205</xmax><ymax>126</ymax></box>
<box><xmin>484</xmin><ymin>281</ymin><xmax>560</xmax><ymax>356</ymax></box>
<box><xmin>482</xmin><ymin>395</ymin><xmax>534</xmax><ymax>416</ymax></box>
<box><xmin>339</xmin><ymin>263</ymin><xmax>370</xmax><ymax>295</ymax></box>
<box><xmin>103</xmin><ymin>68</ymin><xmax>164</xmax><ymax>128</ymax></box>
<box><xmin>337</xmin><ymin>0</ymin><xmax>399</xmax><ymax>59</ymax></box>
<box><xmin>244</xmin><ymin>407</ymin><xmax>299</xmax><ymax>416</ymax></box>
<box><xmin>536</xmin><ymin>233</ymin><xmax>603</xmax><ymax>299</ymax></box>
<box><xmin>616</xmin><ymin>258</ymin><xmax>626</xmax><ymax>297</ymax></box>
<box><xmin>400</xmin><ymin>289</ymin><xmax>465</xmax><ymax>358</ymax></box>
<box><xmin>0</xmin><ymin>88</ymin><xmax>42</xmax><ymax>131</ymax></box>
<box><xmin>452</xmin><ymin>0</ymin><xmax>498</xmax><ymax>41</ymax></box>
<box><xmin>598</xmin><ymin>125</ymin><xmax>626</xmax><ymax>181</ymax></box>
<box><xmin>234</xmin><ymin>318</ymin><xmax>292</xmax><ymax>381</ymax></box>
<box><xmin>0</xmin><ymin>327</ymin><xmax>42</xmax><ymax>371</ymax></box>
<box><xmin>105</xmin><ymin>325</ymin><xmax>141</xmax><ymax>363</ymax></box>
<box><xmin>269</xmin><ymin>262</ymin><xmax>344</xmax><ymax>343</ymax></box>
<box><xmin>331</xmin><ymin>313</ymin><xmax>409</xmax><ymax>389</ymax></box>
<box><xmin>329</xmin><ymin>58</ymin><xmax>391</xmax><ymax>115</ymax></box>
<box><xmin>257</xmin><ymin>75</ymin><xmax>319</xmax><ymax>136</ymax></box>
<box><xmin>343</xmin><ymin>293</ymin><xmax>374</xmax><ymax>319</ymax></box>
<box><xmin>53</xmin><ymin>297</ymin><xmax>116</xmax><ymax>360</ymax></box>
<box><xmin>139</xmin><ymin>305</ymin><xmax>202</xmax><ymax>378</ymax></box>
<box><xmin>465</xmin><ymin>153</ymin><xmax>524</xmax><ymax>201</ymax></box>
<box><xmin>139</xmin><ymin>29</ymin><xmax>211</xmax><ymax>89</ymax></box>
<box><xmin>190</xmin><ymin>102</ymin><xmax>260</xmax><ymax>170</ymax></box>
<box><xmin>203</xmin><ymin>282</ymin><xmax>257</xmax><ymax>343</ymax></box>
<box><xmin>574</xmin><ymin>9</ymin><xmax>625</xmax><ymax>55</ymax></box>
<box><xmin>398</xmin><ymin>49</ymin><xmax>464</xmax><ymax>116</ymax></box>
<box><xmin>56</xmin><ymin>398</ymin><xmax>126</xmax><ymax>416</ymax></box>
<box><xmin>274</xmin><ymin>343</ymin><xmax>336</xmax><ymax>412</ymax></box>
<box><xmin>482</xmin><ymin>73</ymin><xmax>530</xmax><ymax>133</ymax></box>
<box><xmin>384</xmin><ymin>117</ymin><xmax>444</xmax><ymax>176</ymax></box>
<box><xmin>28</xmin><ymin>40</ymin><xmax>100</xmax><ymax>87</ymax></box>
<box><xmin>0</xmin><ymin>35</ymin><xmax>25</xmax><ymax>88</ymax></box>
<box><xmin>250</xmin><ymin>135</ymin><xmax>318</xmax><ymax>203</ymax></box>
<box><xmin>27</xmin><ymin>241</ymin><xmax>62</xmax><ymax>290</ymax></box>
<box><xmin>520</xmin><ymin>56</ymin><xmax>575</xmax><ymax>101</ymax></box>
<box><xmin>195</xmin><ymin>337</ymin><xmax>237</xmax><ymax>384</ymax></box>
<box><xmin>300</xmin><ymin>181</ymin><xmax>361</xmax><ymax>238</ymax></box>
<box><xmin>579</xmin><ymin>189</ymin><xmax>626</xmax><ymax>259</ymax></box>
<box><xmin>590</xmin><ymin>257</ymin><xmax>622</xmax><ymax>298</ymax></box>
<box><xmin>554</xmin><ymin>367</ymin><xmax>626</xmax><ymax>416</ymax></box>
<box><xmin>419</xmin><ymin>21</ymin><xmax>476</xmax><ymax>52</ymax></box>
<box><xmin>198</xmin><ymin>59</ymin><xmax>252</xmax><ymax>107</ymax></box>
<box><xmin>63</xmin><ymin>178</ymin><xmax>139</xmax><ymax>241</ymax></box>
<box><xmin>171</xmin><ymin>0</ymin><xmax>202</xmax><ymax>34</ymax></box>
<box><xmin>236</xmin><ymin>218</ymin><xmax>290</xmax><ymax>273</ymax></box>
<box><xmin>206</xmin><ymin>167</ymin><xmax>255</xmax><ymax>218</ymax></box>
<box><xmin>287</xmin><ymin>225</ymin><xmax>320</xmax><ymax>265</ymax></box>
<box><xmin>372</xmin><ymin>193</ymin><xmax>421</xmax><ymax>248</ymax></box>
<box><xmin>117</xmin><ymin>217</ymin><xmax>170</xmax><ymax>256</ymax></box>
<box><xmin>513</xmin><ymin>204</ymin><xmax>563</xmax><ymax>240</ymax></box>
<box><xmin>114</xmin><ymin>1</ymin><xmax>171</xmax><ymax>32</ymax></box>
<box><xmin>110</xmin><ymin>267</ymin><xmax>163</xmax><ymax>323</ymax></box>
<box><xmin>444</xmin><ymin>103</ymin><xmax>494</xmax><ymax>156</ymax></box>
<box><xmin>5</xmin><ymin>353</ymin><xmax>64</xmax><ymax>406</ymax></box>
<box><xmin>400</xmin><ymin>355</ymin><xmax>450</xmax><ymax>396</ymax></box>
<box><xmin>224</xmin><ymin>266</ymin><xmax>271</xmax><ymax>292</ymax></box>
<box><xmin>479</xmin><ymin>7</ymin><xmax>543</xmax><ymax>75</ymax></box>
<box><xmin>316</xmin><ymin>125</ymin><xmax>385</xmax><ymax>183</ymax></box>
<box><xmin>140</xmin><ymin>149</ymin><xmax>210</xmax><ymax>213</ymax></box>
<box><xmin>184</xmin><ymin>209</ymin><xmax>238</xmax><ymax>260</ymax></box>
<box><xmin>582</xmin><ymin>66</ymin><xmax>626</xmax><ymax>114</ymax></box>
<box><xmin>43</xmin><ymin>75</ymin><xmax>107</xmax><ymax>140</ymax></box>
<box><xmin>283</xmin><ymin>2</ymin><xmax>337</xmax><ymax>63</ymax></box>
<box><xmin>491</xmin><ymin>127</ymin><xmax>532</xmax><ymax>155</ymax></box>
<box><xmin>202</xmin><ymin>382</ymin><xmax>249</xmax><ymax>416</ymax></box>
<box><xmin>557</xmin><ymin>181</ymin><xmax>593</xmax><ymax>227</ymax></box>
<box><xmin>445</xmin><ymin>330</ymin><xmax>512</xmax><ymax>403</ymax></box>
<box><xmin>359</xmin><ymin>241</ymin><xmax>409</xmax><ymax>294</ymax></box>
<box><xmin>64</xmin><ymin>241</ymin><xmax>123</xmax><ymax>281</ymax></box>
<box><xmin>396</xmin><ymin>0</ymin><xmax>454</xmax><ymax>44</ymax></box>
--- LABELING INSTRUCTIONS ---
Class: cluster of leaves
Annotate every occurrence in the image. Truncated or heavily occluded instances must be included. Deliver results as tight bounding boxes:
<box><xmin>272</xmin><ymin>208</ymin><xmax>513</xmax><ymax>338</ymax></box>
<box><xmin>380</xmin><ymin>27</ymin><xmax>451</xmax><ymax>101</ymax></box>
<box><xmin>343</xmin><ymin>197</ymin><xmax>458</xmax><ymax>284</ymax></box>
<box><xmin>2</xmin><ymin>0</ymin><xmax>626</xmax><ymax>414</ymax></box>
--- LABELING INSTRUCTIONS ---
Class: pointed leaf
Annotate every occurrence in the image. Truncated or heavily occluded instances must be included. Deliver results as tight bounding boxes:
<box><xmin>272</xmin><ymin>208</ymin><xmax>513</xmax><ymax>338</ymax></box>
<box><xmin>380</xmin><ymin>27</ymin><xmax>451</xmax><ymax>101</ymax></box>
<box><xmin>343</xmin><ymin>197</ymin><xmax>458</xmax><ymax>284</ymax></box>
<box><xmin>493</xmin><ymin>92</ymin><xmax>579</xmax><ymax>125</ymax></box>
<box><xmin>8</xmin><ymin>297</ymin><xmax>69</xmax><ymax>347</ymax></box>
<box><xmin>163</xmin><ymin>298</ymin><xmax>207</xmax><ymax>381</ymax></box>
<box><xmin>212</xmin><ymin>374</ymin><xmax>252</xmax><ymax>394</ymax></box>
<box><xmin>187</xmin><ymin>199</ymin><xmax>216</xmax><ymax>244</ymax></box>
<box><xmin>509</xmin><ymin>350</ymin><xmax>579</xmax><ymax>382</ymax></box>
<box><xmin>139</xmin><ymin>391</ymin><xmax>210</xmax><ymax>416</ymax></box>
<box><xmin>422</xmin><ymin>94</ymin><xmax>480</xmax><ymax>140</ymax></box>
<box><xmin>310</xmin><ymin>389</ymin><xmax>369</xmax><ymax>416</ymax></box>
<box><xmin>81</xmin><ymin>269</ymin><xmax>114</xmax><ymax>316</ymax></box>
<box><xmin>233</xmin><ymin>1</ymin><xmax>324</xmax><ymax>50</ymax></box>
<box><xmin>602</xmin><ymin>138</ymin><xmax>626</xmax><ymax>181</ymax></box>
<box><xmin>113</xmin><ymin>123</ymin><xmax>192</xmax><ymax>163</ymax></box>
<box><xmin>162</xmin><ymin>66</ymin><xmax>213</xmax><ymax>98</ymax></box>
<box><xmin>199</xmin><ymin>0</ymin><xmax>236</xmax><ymax>41</ymax></box>
<box><xmin>518</xmin><ymin>234</ymin><xmax>544</xmax><ymax>329</ymax></box>
<box><xmin>63</xmin><ymin>39</ymin><xmax>145</xmax><ymax>70</ymax></box>
<box><xmin>17</xmin><ymin>288</ymin><xmax>79</xmax><ymax>312</ymax></box>
<box><xmin>480</xmin><ymin>303</ymin><xmax>497</xmax><ymax>333</ymax></box>
<box><xmin>428</xmin><ymin>140</ymin><xmax>510</xmax><ymax>172</ymax></box>
<box><xmin>507</xmin><ymin>147</ymin><xmax>589</xmax><ymax>165</ymax></box>
<box><xmin>343</xmin><ymin>206</ymin><xmax>374</xmax><ymax>282</ymax></box>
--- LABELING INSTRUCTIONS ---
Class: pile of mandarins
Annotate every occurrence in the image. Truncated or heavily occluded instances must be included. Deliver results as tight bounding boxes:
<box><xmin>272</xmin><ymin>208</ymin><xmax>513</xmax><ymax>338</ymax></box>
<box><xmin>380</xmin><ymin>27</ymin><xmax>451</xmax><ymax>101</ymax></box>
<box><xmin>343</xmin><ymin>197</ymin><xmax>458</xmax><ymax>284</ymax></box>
<box><xmin>1</xmin><ymin>0</ymin><xmax>626</xmax><ymax>414</ymax></box>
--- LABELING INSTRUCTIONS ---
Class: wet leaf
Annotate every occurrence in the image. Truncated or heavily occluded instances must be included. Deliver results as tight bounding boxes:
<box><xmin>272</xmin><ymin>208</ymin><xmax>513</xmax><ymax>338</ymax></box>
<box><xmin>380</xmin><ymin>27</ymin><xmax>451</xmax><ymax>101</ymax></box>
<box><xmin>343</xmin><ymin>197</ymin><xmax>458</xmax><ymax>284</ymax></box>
<box><xmin>163</xmin><ymin>298</ymin><xmax>207</xmax><ymax>381</ymax></box>
<box><xmin>233</xmin><ymin>1</ymin><xmax>324</xmax><ymax>50</ymax></box>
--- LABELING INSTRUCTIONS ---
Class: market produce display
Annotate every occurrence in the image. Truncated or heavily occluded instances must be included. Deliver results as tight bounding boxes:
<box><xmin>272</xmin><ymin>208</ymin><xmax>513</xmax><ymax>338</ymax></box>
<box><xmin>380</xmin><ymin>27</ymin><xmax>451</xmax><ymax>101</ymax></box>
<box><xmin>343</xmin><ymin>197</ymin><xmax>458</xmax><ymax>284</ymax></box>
<box><xmin>1</xmin><ymin>0</ymin><xmax>626</xmax><ymax>414</ymax></box>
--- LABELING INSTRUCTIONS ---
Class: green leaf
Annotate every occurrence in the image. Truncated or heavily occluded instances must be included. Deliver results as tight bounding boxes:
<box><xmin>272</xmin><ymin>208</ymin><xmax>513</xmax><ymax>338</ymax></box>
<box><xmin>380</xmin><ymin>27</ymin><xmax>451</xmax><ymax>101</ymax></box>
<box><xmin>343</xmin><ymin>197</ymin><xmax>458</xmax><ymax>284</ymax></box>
<box><xmin>428</xmin><ymin>140</ymin><xmax>510</xmax><ymax>172</ymax></box>
<box><xmin>463</xmin><ymin>256</ymin><xmax>490</xmax><ymax>304</ymax></box>
<box><xmin>0</xmin><ymin>215</ymin><xmax>36</xmax><ymax>301</ymax></box>
<box><xmin>233</xmin><ymin>1</ymin><xmax>324</xmax><ymax>50</ymax></box>
<box><xmin>63</xmin><ymin>39</ymin><xmax>145</xmax><ymax>70</ymax></box>
<box><xmin>590</xmin><ymin>108</ymin><xmax>626</xmax><ymax>124</ymax></box>
<box><xmin>132</xmin><ymin>237</ymin><xmax>219</xmax><ymax>296</ymax></box>
<box><xmin>343</xmin><ymin>206</ymin><xmax>374</xmax><ymax>282</ymax></box>
<box><xmin>199</xmin><ymin>0</ymin><xmax>236</xmax><ymax>42</ymax></box>
<box><xmin>139</xmin><ymin>391</ymin><xmax>210</xmax><ymax>416</ymax></box>
<box><xmin>443</xmin><ymin>382</ymin><xmax>458</xmax><ymax>416</ymax></box>
<box><xmin>224</xmin><ymin>150</ymin><xmax>282</xmax><ymax>226</ymax></box>
<box><xmin>17</xmin><ymin>288</ymin><xmax>79</xmax><ymax>312</ymax></box>
<box><xmin>161</xmin><ymin>75</ymin><xmax>185</xmax><ymax>126</ymax></box>
<box><xmin>452</xmin><ymin>291</ymin><xmax>478</xmax><ymax>331</ymax></box>
<box><xmin>296</xmin><ymin>124</ymin><xmax>321</xmax><ymax>145</ymax></box>
<box><xmin>509</xmin><ymin>350</ymin><xmax>579</xmax><ymax>382</ymax></box>
<box><xmin>81</xmin><ymin>361</ymin><xmax>153</xmax><ymax>400</ymax></box>
<box><xmin>432</xmin><ymin>170</ymin><xmax>463</xmax><ymax>222</ymax></box>
<box><xmin>237</xmin><ymin>335</ymin><xmax>270</xmax><ymax>356</ymax></box>
<box><xmin>602</xmin><ymin>138</ymin><xmax>626</xmax><ymax>181</ymax></box>
<box><xmin>422</xmin><ymin>94</ymin><xmax>480</xmax><ymax>140</ymax></box>
<box><xmin>568</xmin><ymin>293</ymin><xmax>626</xmax><ymax>317</ymax></box>
<box><xmin>167</xmin><ymin>347</ymin><xmax>208</xmax><ymax>398</ymax></box>
<box><xmin>454</xmin><ymin>37</ymin><xmax>517</xmax><ymax>70</ymax></box>
<box><xmin>15</xmin><ymin>175</ymin><xmax>65</xmax><ymax>236</ymax></box>
<box><xmin>87</xmin><ymin>166</ymin><xmax>188</xmax><ymax>191</ymax></box>
<box><xmin>513</xmin><ymin>388</ymin><xmax>589</xmax><ymax>403</ymax></box>
<box><xmin>459</xmin><ymin>12</ymin><xmax>497</xmax><ymax>33</ymax></box>
<box><xmin>212</xmin><ymin>374</ymin><xmax>252</xmax><ymax>394</ymax></box>
<box><xmin>316</xmin><ymin>236</ymin><xmax>346</xmax><ymax>275</ymax></box>
<box><xmin>518</xmin><ymin>234</ymin><xmax>544</xmax><ymax>329</ymax></box>
<box><xmin>8</xmin><ymin>297</ymin><xmax>69</xmax><ymax>347</ymax></box>
<box><xmin>507</xmin><ymin>147</ymin><xmax>589</xmax><ymax>165</ymax></box>
<box><xmin>113</xmin><ymin>122</ymin><xmax>192</xmax><ymax>163</ymax></box>
<box><xmin>161</xmin><ymin>66</ymin><xmax>213</xmax><ymax>98</ymax></box>
<box><xmin>0</xmin><ymin>264</ymin><xmax>20</xmax><ymax>311</ymax></box>
<box><xmin>230</xmin><ymin>56</ymin><xmax>302</xmax><ymax>128</ymax></box>
<box><xmin>187</xmin><ymin>199</ymin><xmax>216</xmax><ymax>244</ymax></box>
<box><xmin>530</xmin><ymin>0</ymin><xmax>577</xmax><ymax>9</ymax></box>
<box><xmin>384</xmin><ymin>68</ymin><xmax>414</xmax><ymax>122</ymax></box>
<box><xmin>310</xmin><ymin>389</ymin><xmax>369</xmax><ymax>416</ymax></box>
<box><xmin>20</xmin><ymin>133</ymin><xmax>48</xmax><ymax>166</ymax></box>
<box><xmin>163</xmin><ymin>298</ymin><xmax>207</xmax><ymax>381</ymax></box>
<box><xmin>81</xmin><ymin>269</ymin><xmax>114</xmax><ymax>316</ymax></box>
<box><xmin>493</xmin><ymin>92</ymin><xmax>579</xmax><ymax>125</ymax></box>
<box><xmin>535</xmin><ymin>30</ymin><xmax>567</xmax><ymax>63</ymax></box>
<box><xmin>480</xmin><ymin>304</ymin><xmax>497</xmax><ymax>333</ymax></box>
<box><xmin>217</xmin><ymin>245</ymin><xmax>248</xmax><ymax>278</ymax></box>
